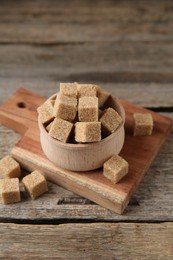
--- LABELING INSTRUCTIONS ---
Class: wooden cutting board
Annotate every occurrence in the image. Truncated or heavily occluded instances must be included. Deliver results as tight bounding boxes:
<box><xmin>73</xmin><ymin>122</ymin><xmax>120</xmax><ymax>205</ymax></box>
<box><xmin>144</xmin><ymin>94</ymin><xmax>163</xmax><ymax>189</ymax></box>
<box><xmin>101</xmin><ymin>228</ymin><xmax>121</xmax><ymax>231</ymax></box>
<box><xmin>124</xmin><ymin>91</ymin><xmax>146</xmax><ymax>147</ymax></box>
<box><xmin>0</xmin><ymin>89</ymin><xmax>172</xmax><ymax>214</ymax></box>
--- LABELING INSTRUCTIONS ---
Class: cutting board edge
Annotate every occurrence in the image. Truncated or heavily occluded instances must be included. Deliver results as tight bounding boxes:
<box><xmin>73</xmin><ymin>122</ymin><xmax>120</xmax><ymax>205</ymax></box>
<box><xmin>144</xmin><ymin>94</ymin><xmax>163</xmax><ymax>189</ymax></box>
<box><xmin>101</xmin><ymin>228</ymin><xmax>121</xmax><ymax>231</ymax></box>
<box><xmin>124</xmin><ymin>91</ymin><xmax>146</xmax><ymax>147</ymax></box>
<box><xmin>11</xmin><ymin>146</ymin><xmax>129</xmax><ymax>214</ymax></box>
<box><xmin>0</xmin><ymin>88</ymin><xmax>172</xmax><ymax>215</ymax></box>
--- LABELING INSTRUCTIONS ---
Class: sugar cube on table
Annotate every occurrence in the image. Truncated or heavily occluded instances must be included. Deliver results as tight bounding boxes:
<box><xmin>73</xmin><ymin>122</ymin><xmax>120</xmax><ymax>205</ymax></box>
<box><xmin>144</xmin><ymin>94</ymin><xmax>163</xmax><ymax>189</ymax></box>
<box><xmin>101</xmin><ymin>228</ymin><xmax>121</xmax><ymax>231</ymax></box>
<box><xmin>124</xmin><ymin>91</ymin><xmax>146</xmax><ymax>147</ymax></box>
<box><xmin>133</xmin><ymin>113</ymin><xmax>153</xmax><ymax>136</ymax></box>
<box><xmin>78</xmin><ymin>96</ymin><xmax>98</xmax><ymax>122</ymax></box>
<box><xmin>99</xmin><ymin>108</ymin><xmax>122</xmax><ymax>136</ymax></box>
<box><xmin>60</xmin><ymin>82</ymin><xmax>78</xmax><ymax>98</ymax></box>
<box><xmin>103</xmin><ymin>155</ymin><xmax>128</xmax><ymax>184</ymax></box>
<box><xmin>96</xmin><ymin>86</ymin><xmax>110</xmax><ymax>108</ymax></box>
<box><xmin>0</xmin><ymin>155</ymin><xmax>21</xmax><ymax>179</ymax></box>
<box><xmin>22</xmin><ymin>170</ymin><xmax>48</xmax><ymax>200</ymax></box>
<box><xmin>1</xmin><ymin>178</ymin><xmax>21</xmax><ymax>204</ymax></box>
<box><xmin>37</xmin><ymin>99</ymin><xmax>54</xmax><ymax>125</ymax></box>
<box><xmin>49</xmin><ymin>117</ymin><xmax>74</xmax><ymax>143</ymax></box>
<box><xmin>53</xmin><ymin>95</ymin><xmax>77</xmax><ymax>122</ymax></box>
<box><xmin>75</xmin><ymin>122</ymin><xmax>101</xmax><ymax>143</ymax></box>
<box><xmin>77</xmin><ymin>84</ymin><xmax>97</xmax><ymax>98</ymax></box>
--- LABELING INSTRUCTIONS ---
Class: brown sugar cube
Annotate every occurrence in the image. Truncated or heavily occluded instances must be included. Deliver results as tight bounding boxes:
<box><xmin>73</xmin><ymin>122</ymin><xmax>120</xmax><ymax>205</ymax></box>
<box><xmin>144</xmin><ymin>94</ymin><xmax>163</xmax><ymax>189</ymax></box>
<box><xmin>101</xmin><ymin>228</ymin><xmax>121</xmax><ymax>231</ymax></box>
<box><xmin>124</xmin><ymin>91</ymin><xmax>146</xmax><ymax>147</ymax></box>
<box><xmin>53</xmin><ymin>95</ymin><xmax>77</xmax><ymax>122</ymax></box>
<box><xmin>0</xmin><ymin>155</ymin><xmax>21</xmax><ymax>179</ymax></box>
<box><xmin>37</xmin><ymin>99</ymin><xmax>54</xmax><ymax>125</ymax></box>
<box><xmin>96</xmin><ymin>86</ymin><xmax>110</xmax><ymax>108</ymax></box>
<box><xmin>78</xmin><ymin>97</ymin><xmax>98</xmax><ymax>122</ymax></box>
<box><xmin>133</xmin><ymin>113</ymin><xmax>153</xmax><ymax>136</ymax></box>
<box><xmin>103</xmin><ymin>155</ymin><xmax>128</xmax><ymax>184</ymax></box>
<box><xmin>22</xmin><ymin>170</ymin><xmax>48</xmax><ymax>200</ymax></box>
<box><xmin>1</xmin><ymin>178</ymin><xmax>21</xmax><ymax>204</ymax></box>
<box><xmin>75</xmin><ymin>122</ymin><xmax>101</xmax><ymax>143</ymax></box>
<box><xmin>49</xmin><ymin>117</ymin><xmax>74</xmax><ymax>143</ymax></box>
<box><xmin>77</xmin><ymin>84</ymin><xmax>97</xmax><ymax>98</ymax></box>
<box><xmin>60</xmin><ymin>82</ymin><xmax>78</xmax><ymax>97</ymax></box>
<box><xmin>100</xmin><ymin>108</ymin><xmax>122</xmax><ymax>136</ymax></box>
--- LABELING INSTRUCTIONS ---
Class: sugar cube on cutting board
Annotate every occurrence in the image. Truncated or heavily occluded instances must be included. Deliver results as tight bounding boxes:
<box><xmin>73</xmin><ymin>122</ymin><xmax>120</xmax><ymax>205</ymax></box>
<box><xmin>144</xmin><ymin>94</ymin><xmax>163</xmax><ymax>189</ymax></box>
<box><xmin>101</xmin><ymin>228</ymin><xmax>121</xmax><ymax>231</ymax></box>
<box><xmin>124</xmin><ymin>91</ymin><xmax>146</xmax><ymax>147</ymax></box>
<box><xmin>103</xmin><ymin>155</ymin><xmax>128</xmax><ymax>184</ymax></box>
<box><xmin>133</xmin><ymin>113</ymin><xmax>153</xmax><ymax>136</ymax></box>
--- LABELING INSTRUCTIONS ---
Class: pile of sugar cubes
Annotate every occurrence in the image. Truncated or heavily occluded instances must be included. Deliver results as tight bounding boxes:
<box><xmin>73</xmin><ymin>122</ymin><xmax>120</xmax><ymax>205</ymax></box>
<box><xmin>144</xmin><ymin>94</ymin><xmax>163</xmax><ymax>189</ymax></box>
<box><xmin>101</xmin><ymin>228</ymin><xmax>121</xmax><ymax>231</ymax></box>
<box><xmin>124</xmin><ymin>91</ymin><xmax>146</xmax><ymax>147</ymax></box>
<box><xmin>37</xmin><ymin>83</ymin><xmax>154</xmax><ymax>185</ymax></box>
<box><xmin>0</xmin><ymin>84</ymin><xmax>155</xmax><ymax>206</ymax></box>
<box><xmin>0</xmin><ymin>86</ymin><xmax>155</xmax><ymax>207</ymax></box>
<box><xmin>0</xmin><ymin>155</ymin><xmax>48</xmax><ymax>205</ymax></box>
<box><xmin>38</xmin><ymin>83</ymin><xmax>123</xmax><ymax>143</ymax></box>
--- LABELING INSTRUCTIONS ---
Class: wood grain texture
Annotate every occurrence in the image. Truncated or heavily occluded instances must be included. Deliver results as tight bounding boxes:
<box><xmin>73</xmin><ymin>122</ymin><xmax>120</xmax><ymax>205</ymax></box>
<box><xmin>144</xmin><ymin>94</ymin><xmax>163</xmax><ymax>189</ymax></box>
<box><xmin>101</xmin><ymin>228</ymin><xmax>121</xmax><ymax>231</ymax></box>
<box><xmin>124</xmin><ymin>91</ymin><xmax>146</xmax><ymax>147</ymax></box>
<box><xmin>0</xmin><ymin>0</ymin><xmax>173</xmax><ymax>257</ymax></box>
<box><xmin>0</xmin><ymin>43</ymin><xmax>173</xmax><ymax>82</ymax></box>
<box><xmin>0</xmin><ymin>222</ymin><xmax>172</xmax><ymax>259</ymax></box>
<box><xmin>0</xmin><ymin>95</ymin><xmax>172</xmax><ymax>221</ymax></box>
<box><xmin>0</xmin><ymin>81</ymin><xmax>173</xmax><ymax>108</ymax></box>
<box><xmin>0</xmin><ymin>89</ymin><xmax>172</xmax><ymax>215</ymax></box>
<box><xmin>0</xmin><ymin>119</ymin><xmax>172</xmax><ymax>222</ymax></box>
<box><xmin>0</xmin><ymin>0</ymin><xmax>173</xmax><ymax>43</ymax></box>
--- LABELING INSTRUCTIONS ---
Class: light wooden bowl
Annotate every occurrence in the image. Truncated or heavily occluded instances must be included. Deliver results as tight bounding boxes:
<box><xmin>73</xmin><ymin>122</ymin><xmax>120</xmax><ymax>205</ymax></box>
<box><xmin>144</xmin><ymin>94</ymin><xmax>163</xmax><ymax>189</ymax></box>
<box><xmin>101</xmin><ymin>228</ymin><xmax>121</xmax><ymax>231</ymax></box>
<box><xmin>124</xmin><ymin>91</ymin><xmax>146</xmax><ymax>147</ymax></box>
<box><xmin>38</xmin><ymin>94</ymin><xmax>125</xmax><ymax>172</ymax></box>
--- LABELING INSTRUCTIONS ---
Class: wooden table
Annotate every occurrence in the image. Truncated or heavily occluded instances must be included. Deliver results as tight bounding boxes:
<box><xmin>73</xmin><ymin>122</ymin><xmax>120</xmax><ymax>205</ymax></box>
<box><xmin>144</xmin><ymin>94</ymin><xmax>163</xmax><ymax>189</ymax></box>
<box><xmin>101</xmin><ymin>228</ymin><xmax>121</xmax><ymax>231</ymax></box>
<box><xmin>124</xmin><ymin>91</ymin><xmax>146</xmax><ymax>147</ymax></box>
<box><xmin>0</xmin><ymin>1</ymin><xmax>172</xmax><ymax>259</ymax></box>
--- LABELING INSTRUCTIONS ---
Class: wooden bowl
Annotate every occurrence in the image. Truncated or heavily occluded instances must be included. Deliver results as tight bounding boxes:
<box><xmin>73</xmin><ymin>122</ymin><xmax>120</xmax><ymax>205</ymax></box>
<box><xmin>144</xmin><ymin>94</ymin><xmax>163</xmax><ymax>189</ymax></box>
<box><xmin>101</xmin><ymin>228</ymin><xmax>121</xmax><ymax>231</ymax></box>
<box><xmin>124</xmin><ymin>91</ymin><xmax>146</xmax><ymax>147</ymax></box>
<box><xmin>38</xmin><ymin>94</ymin><xmax>125</xmax><ymax>171</ymax></box>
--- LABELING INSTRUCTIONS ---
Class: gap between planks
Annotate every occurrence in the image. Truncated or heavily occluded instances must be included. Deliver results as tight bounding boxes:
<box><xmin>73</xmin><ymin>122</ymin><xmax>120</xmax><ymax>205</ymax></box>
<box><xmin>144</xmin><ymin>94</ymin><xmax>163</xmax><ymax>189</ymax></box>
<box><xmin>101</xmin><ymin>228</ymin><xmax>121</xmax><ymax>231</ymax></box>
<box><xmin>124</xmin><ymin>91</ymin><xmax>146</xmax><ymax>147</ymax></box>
<box><xmin>0</xmin><ymin>217</ymin><xmax>173</xmax><ymax>226</ymax></box>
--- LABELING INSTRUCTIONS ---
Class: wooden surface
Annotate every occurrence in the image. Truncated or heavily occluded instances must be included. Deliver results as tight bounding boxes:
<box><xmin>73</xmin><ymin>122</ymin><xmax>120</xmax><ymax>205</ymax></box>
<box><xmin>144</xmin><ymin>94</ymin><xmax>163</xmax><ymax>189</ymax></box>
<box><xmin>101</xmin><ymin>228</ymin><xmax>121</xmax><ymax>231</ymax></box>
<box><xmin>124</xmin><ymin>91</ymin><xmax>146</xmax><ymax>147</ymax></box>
<box><xmin>0</xmin><ymin>0</ymin><xmax>173</xmax><ymax>259</ymax></box>
<box><xmin>0</xmin><ymin>89</ymin><xmax>171</xmax><ymax>215</ymax></box>
<box><xmin>0</xmin><ymin>222</ymin><xmax>172</xmax><ymax>259</ymax></box>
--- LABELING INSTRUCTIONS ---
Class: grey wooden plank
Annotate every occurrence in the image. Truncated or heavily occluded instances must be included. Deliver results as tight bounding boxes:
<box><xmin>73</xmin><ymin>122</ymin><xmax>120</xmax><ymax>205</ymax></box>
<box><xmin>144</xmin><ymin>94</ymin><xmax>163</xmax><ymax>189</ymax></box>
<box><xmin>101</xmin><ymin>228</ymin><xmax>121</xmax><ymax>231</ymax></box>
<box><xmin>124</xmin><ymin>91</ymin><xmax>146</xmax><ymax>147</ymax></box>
<box><xmin>0</xmin><ymin>0</ymin><xmax>173</xmax><ymax>43</ymax></box>
<box><xmin>0</xmin><ymin>222</ymin><xmax>172</xmax><ymax>259</ymax></box>
<box><xmin>1</xmin><ymin>80</ymin><xmax>173</xmax><ymax>108</ymax></box>
<box><xmin>0</xmin><ymin>42</ymin><xmax>173</xmax><ymax>107</ymax></box>
<box><xmin>1</xmin><ymin>43</ymin><xmax>173</xmax><ymax>76</ymax></box>
<box><xmin>0</xmin><ymin>43</ymin><xmax>173</xmax><ymax>86</ymax></box>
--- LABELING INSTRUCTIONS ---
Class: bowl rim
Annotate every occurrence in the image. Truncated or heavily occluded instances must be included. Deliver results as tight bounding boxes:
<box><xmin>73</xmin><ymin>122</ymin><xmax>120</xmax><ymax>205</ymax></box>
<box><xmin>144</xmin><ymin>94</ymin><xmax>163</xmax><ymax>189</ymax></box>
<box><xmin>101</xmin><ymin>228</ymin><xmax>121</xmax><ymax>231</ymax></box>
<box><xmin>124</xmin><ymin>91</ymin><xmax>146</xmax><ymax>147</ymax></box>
<box><xmin>38</xmin><ymin>93</ymin><xmax>125</xmax><ymax>150</ymax></box>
